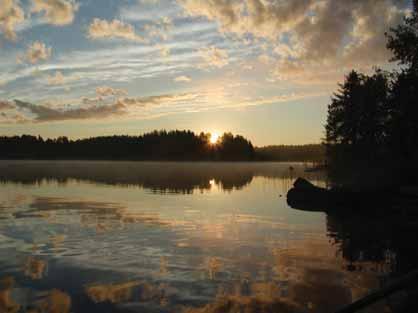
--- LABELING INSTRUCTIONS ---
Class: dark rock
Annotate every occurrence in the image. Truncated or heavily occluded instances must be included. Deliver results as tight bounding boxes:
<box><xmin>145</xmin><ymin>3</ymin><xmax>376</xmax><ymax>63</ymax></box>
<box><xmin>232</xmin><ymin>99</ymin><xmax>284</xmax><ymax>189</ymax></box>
<box><xmin>293</xmin><ymin>177</ymin><xmax>316</xmax><ymax>190</ymax></box>
<box><xmin>286</xmin><ymin>177</ymin><xmax>404</xmax><ymax>215</ymax></box>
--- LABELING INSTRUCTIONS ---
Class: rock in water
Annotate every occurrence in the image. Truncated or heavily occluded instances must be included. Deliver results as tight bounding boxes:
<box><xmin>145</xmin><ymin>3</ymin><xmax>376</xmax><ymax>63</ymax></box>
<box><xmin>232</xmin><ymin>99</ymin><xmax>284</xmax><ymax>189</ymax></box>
<box><xmin>293</xmin><ymin>177</ymin><xmax>317</xmax><ymax>190</ymax></box>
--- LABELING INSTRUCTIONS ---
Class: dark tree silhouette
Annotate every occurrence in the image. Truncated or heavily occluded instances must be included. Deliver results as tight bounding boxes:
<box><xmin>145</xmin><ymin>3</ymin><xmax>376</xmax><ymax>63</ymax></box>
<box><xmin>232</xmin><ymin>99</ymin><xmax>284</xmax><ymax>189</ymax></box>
<box><xmin>325</xmin><ymin>70</ymin><xmax>389</xmax><ymax>159</ymax></box>
<box><xmin>386</xmin><ymin>0</ymin><xmax>418</xmax><ymax>69</ymax></box>
<box><xmin>326</xmin><ymin>70</ymin><xmax>364</xmax><ymax>147</ymax></box>
<box><xmin>325</xmin><ymin>4</ymin><xmax>418</xmax><ymax>187</ymax></box>
<box><xmin>0</xmin><ymin>130</ymin><xmax>255</xmax><ymax>161</ymax></box>
<box><xmin>215</xmin><ymin>133</ymin><xmax>255</xmax><ymax>161</ymax></box>
<box><xmin>386</xmin><ymin>2</ymin><xmax>418</xmax><ymax>161</ymax></box>
<box><xmin>255</xmin><ymin>144</ymin><xmax>325</xmax><ymax>162</ymax></box>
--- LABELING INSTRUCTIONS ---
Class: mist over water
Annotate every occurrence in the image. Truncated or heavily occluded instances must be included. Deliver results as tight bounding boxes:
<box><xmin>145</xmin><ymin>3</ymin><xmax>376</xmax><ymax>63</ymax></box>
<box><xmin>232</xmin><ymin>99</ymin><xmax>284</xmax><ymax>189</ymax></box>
<box><xmin>0</xmin><ymin>161</ymin><xmax>415</xmax><ymax>313</ymax></box>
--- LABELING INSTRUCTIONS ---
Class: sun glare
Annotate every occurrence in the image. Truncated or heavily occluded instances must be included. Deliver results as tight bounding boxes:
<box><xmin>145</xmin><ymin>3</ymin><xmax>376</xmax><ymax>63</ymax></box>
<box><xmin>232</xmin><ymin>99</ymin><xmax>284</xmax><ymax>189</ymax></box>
<box><xmin>210</xmin><ymin>133</ymin><xmax>220</xmax><ymax>144</ymax></box>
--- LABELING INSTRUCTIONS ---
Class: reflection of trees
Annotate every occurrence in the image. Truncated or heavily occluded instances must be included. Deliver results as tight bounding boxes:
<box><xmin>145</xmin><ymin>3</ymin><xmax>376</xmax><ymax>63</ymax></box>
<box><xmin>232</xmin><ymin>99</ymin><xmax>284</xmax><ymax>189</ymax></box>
<box><xmin>326</xmin><ymin>213</ymin><xmax>418</xmax><ymax>275</ymax></box>
<box><xmin>0</xmin><ymin>162</ymin><xmax>325</xmax><ymax>194</ymax></box>
<box><xmin>270</xmin><ymin>241</ymin><xmax>376</xmax><ymax>313</ymax></box>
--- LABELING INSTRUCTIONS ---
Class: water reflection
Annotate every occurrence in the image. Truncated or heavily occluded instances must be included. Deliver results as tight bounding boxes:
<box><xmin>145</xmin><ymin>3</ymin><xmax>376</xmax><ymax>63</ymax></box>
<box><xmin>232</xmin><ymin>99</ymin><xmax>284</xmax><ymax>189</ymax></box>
<box><xmin>24</xmin><ymin>257</ymin><xmax>47</xmax><ymax>280</ymax></box>
<box><xmin>0</xmin><ymin>161</ymin><xmax>415</xmax><ymax>313</ymax></box>
<box><xmin>0</xmin><ymin>277</ymin><xmax>20</xmax><ymax>313</ymax></box>
<box><xmin>0</xmin><ymin>161</ymin><xmax>321</xmax><ymax>194</ymax></box>
<box><xmin>86</xmin><ymin>281</ymin><xmax>141</xmax><ymax>304</ymax></box>
<box><xmin>327</xmin><ymin>213</ymin><xmax>418</xmax><ymax>275</ymax></box>
<box><xmin>0</xmin><ymin>276</ymin><xmax>71</xmax><ymax>313</ymax></box>
<box><xmin>31</xmin><ymin>289</ymin><xmax>72</xmax><ymax>313</ymax></box>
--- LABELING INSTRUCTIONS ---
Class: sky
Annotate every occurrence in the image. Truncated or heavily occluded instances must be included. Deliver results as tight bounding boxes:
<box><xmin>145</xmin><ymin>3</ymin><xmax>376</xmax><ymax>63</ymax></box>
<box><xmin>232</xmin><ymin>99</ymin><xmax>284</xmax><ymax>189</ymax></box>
<box><xmin>0</xmin><ymin>0</ymin><xmax>411</xmax><ymax>145</ymax></box>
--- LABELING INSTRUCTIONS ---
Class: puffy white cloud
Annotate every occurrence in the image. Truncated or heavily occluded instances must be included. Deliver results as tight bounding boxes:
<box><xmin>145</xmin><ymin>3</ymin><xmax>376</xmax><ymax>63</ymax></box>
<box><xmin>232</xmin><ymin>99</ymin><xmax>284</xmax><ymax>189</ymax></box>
<box><xmin>0</xmin><ymin>0</ymin><xmax>25</xmax><ymax>41</ymax></box>
<box><xmin>200</xmin><ymin>46</ymin><xmax>229</xmax><ymax>68</ymax></box>
<box><xmin>87</xmin><ymin>18</ymin><xmax>144</xmax><ymax>42</ymax></box>
<box><xmin>174</xmin><ymin>75</ymin><xmax>191</xmax><ymax>82</ymax></box>
<box><xmin>179</xmin><ymin>0</ymin><xmax>243</xmax><ymax>34</ymax></box>
<box><xmin>178</xmin><ymin>0</ymin><xmax>409</xmax><ymax>82</ymax></box>
<box><xmin>273</xmin><ymin>42</ymin><xmax>302</xmax><ymax>59</ymax></box>
<box><xmin>31</xmin><ymin>0</ymin><xmax>78</xmax><ymax>25</ymax></box>
<box><xmin>19</xmin><ymin>41</ymin><xmax>52</xmax><ymax>64</ymax></box>
<box><xmin>178</xmin><ymin>0</ymin><xmax>317</xmax><ymax>39</ymax></box>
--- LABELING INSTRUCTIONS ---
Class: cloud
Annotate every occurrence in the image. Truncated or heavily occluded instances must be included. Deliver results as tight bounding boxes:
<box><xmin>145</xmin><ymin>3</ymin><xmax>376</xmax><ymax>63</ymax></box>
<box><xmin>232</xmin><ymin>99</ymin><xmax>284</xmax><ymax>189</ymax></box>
<box><xmin>200</xmin><ymin>46</ymin><xmax>229</xmax><ymax>68</ymax></box>
<box><xmin>0</xmin><ymin>0</ymin><xmax>25</xmax><ymax>41</ymax></box>
<box><xmin>96</xmin><ymin>86</ymin><xmax>127</xmax><ymax>97</ymax></box>
<box><xmin>115</xmin><ymin>93</ymin><xmax>198</xmax><ymax>107</ymax></box>
<box><xmin>157</xmin><ymin>45</ymin><xmax>170</xmax><ymax>57</ymax></box>
<box><xmin>140</xmin><ymin>0</ymin><xmax>160</xmax><ymax>4</ymax></box>
<box><xmin>87</xmin><ymin>18</ymin><xmax>144</xmax><ymax>42</ymax></box>
<box><xmin>12</xmin><ymin>99</ymin><xmax>126</xmax><ymax>122</ymax></box>
<box><xmin>178</xmin><ymin>0</ymin><xmax>409</xmax><ymax>82</ymax></box>
<box><xmin>144</xmin><ymin>17</ymin><xmax>172</xmax><ymax>41</ymax></box>
<box><xmin>18</xmin><ymin>41</ymin><xmax>52</xmax><ymax>64</ymax></box>
<box><xmin>236</xmin><ymin>92</ymin><xmax>325</xmax><ymax>108</ymax></box>
<box><xmin>47</xmin><ymin>71</ymin><xmax>65</xmax><ymax>85</ymax></box>
<box><xmin>0</xmin><ymin>92</ymin><xmax>199</xmax><ymax>122</ymax></box>
<box><xmin>178</xmin><ymin>0</ymin><xmax>243</xmax><ymax>33</ymax></box>
<box><xmin>31</xmin><ymin>0</ymin><xmax>78</xmax><ymax>26</ymax></box>
<box><xmin>273</xmin><ymin>43</ymin><xmax>301</xmax><ymax>59</ymax></box>
<box><xmin>174</xmin><ymin>75</ymin><xmax>191</xmax><ymax>82</ymax></box>
<box><xmin>0</xmin><ymin>100</ymin><xmax>14</xmax><ymax>111</ymax></box>
<box><xmin>0</xmin><ymin>88</ymin><xmax>321</xmax><ymax>124</ymax></box>
<box><xmin>258</xmin><ymin>54</ymin><xmax>272</xmax><ymax>65</ymax></box>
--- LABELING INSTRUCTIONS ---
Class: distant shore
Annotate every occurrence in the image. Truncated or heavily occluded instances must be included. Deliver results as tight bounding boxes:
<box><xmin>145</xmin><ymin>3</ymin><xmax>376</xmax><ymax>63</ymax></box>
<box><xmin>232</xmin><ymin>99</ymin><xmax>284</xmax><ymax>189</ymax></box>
<box><xmin>0</xmin><ymin>132</ymin><xmax>325</xmax><ymax>163</ymax></box>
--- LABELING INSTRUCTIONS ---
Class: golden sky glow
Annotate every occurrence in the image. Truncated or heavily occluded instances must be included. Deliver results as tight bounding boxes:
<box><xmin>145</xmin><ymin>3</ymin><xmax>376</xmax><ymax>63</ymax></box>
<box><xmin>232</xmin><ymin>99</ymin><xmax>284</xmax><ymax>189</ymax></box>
<box><xmin>0</xmin><ymin>0</ymin><xmax>411</xmax><ymax>144</ymax></box>
<box><xmin>209</xmin><ymin>132</ymin><xmax>219</xmax><ymax>144</ymax></box>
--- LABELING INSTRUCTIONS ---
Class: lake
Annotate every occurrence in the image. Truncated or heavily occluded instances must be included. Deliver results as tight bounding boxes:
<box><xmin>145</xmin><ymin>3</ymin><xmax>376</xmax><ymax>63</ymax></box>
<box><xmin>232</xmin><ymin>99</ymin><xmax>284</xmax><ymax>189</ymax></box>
<box><xmin>0</xmin><ymin>161</ymin><xmax>415</xmax><ymax>313</ymax></box>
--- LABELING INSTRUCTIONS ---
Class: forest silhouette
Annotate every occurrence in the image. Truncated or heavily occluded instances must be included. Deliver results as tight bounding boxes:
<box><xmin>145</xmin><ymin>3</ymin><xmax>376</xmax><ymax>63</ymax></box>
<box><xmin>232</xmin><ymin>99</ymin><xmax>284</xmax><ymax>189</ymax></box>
<box><xmin>0</xmin><ymin>131</ymin><xmax>324</xmax><ymax>162</ymax></box>
<box><xmin>0</xmin><ymin>131</ymin><xmax>255</xmax><ymax>161</ymax></box>
<box><xmin>325</xmin><ymin>1</ymin><xmax>418</xmax><ymax>187</ymax></box>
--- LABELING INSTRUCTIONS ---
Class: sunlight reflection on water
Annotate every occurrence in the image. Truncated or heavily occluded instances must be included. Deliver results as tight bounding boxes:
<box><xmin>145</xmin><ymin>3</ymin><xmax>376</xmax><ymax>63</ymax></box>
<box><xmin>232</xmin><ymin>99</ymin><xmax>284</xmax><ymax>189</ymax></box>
<box><xmin>0</xmin><ymin>161</ymin><xmax>412</xmax><ymax>313</ymax></box>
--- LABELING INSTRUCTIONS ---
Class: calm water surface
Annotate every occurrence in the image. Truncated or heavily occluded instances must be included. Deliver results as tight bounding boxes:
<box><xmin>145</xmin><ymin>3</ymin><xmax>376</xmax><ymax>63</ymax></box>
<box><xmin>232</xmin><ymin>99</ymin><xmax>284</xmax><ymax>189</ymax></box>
<box><xmin>0</xmin><ymin>161</ymin><xmax>415</xmax><ymax>313</ymax></box>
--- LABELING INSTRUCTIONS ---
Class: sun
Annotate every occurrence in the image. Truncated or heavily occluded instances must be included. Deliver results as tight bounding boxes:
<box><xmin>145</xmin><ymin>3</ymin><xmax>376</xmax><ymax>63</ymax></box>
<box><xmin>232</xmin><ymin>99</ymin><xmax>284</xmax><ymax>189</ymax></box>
<box><xmin>210</xmin><ymin>132</ymin><xmax>220</xmax><ymax>144</ymax></box>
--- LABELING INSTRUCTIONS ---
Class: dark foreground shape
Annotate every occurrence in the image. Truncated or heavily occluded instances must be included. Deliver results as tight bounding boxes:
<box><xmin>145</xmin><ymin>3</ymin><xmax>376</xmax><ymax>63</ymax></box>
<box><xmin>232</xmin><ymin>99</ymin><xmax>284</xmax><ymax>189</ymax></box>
<box><xmin>287</xmin><ymin>178</ymin><xmax>418</xmax><ymax>214</ymax></box>
<box><xmin>334</xmin><ymin>269</ymin><xmax>418</xmax><ymax>313</ymax></box>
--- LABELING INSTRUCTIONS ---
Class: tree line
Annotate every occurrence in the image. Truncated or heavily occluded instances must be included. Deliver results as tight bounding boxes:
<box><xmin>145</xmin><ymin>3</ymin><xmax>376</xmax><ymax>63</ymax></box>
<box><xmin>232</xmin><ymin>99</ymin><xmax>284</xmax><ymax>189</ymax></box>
<box><xmin>325</xmin><ymin>1</ymin><xmax>418</xmax><ymax>185</ymax></box>
<box><xmin>0</xmin><ymin>131</ymin><xmax>326</xmax><ymax>162</ymax></box>
<box><xmin>255</xmin><ymin>144</ymin><xmax>325</xmax><ymax>162</ymax></box>
<box><xmin>0</xmin><ymin>130</ymin><xmax>255</xmax><ymax>161</ymax></box>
